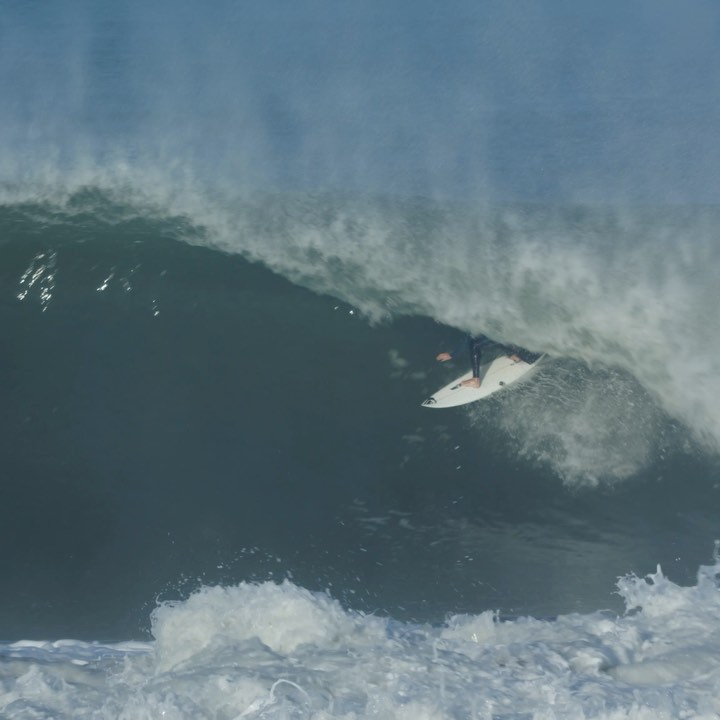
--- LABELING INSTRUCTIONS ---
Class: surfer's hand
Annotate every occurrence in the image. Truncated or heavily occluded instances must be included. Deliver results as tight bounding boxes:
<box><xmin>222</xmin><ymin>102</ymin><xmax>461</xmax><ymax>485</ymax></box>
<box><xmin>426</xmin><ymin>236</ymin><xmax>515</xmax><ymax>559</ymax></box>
<box><xmin>436</xmin><ymin>352</ymin><xmax>452</xmax><ymax>362</ymax></box>
<box><xmin>509</xmin><ymin>354</ymin><xmax>521</xmax><ymax>363</ymax></box>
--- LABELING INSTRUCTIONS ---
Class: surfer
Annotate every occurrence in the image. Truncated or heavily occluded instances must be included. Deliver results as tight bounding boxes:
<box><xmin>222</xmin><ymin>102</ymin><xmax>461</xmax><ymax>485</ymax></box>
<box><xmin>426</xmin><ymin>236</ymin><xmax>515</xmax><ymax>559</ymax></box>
<box><xmin>436</xmin><ymin>334</ymin><xmax>529</xmax><ymax>388</ymax></box>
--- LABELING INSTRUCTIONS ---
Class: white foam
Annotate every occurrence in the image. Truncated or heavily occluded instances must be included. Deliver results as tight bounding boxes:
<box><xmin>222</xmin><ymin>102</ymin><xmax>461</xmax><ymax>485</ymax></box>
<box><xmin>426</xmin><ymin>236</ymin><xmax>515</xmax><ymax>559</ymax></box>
<box><xmin>2</xmin><ymin>557</ymin><xmax>720</xmax><ymax>719</ymax></box>
<box><xmin>150</xmin><ymin>581</ymin><xmax>384</xmax><ymax>673</ymax></box>
<box><xmin>468</xmin><ymin>359</ymin><xmax>675</xmax><ymax>486</ymax></box>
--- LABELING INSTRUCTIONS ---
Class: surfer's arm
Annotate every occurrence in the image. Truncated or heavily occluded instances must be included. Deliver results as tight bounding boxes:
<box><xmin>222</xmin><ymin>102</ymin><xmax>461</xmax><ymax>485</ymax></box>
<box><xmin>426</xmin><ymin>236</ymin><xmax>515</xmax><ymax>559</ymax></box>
<box><xmin>436</xmin><ymin>335</ymin><xmax>473</xmax><ymax>363</ymax></box>
<box><xmin>436</xmin><ymin>344</ymin><xmax>464</xmax><ymax>362</ymax></box>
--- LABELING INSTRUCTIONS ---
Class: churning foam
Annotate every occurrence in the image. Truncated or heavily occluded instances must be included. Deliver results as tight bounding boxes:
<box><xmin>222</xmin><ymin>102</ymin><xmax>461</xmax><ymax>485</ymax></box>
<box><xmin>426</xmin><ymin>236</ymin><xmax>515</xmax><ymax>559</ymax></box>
<box><xmin>2</xmin><ymin>557</ymin><xmax>720</xmax><ymax>719</ymax></box>
<box><xmin>468</xmin><ymin>359</ymin><xmax>683</xmax><ymax>486</ymax></box>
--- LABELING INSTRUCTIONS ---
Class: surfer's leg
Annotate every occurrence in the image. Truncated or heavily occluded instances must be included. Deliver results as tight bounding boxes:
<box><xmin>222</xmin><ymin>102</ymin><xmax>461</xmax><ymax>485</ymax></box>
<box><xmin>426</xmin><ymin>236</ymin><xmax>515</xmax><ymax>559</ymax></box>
<box><xmin>461</xmin><ymin>343</ymin><xmax>482</xmax><ymax>387</ymax></box>
<box><xmin>471</xmin><ymin>342</ymin><xmax>482</xmax><ymax>377</ymax></box>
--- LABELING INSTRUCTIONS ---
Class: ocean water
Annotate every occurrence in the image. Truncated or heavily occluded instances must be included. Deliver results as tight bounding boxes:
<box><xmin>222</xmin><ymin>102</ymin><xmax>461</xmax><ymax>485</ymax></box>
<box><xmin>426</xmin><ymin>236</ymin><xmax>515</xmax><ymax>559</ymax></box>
<box><xmin>2</xmin><ymin>1</ymin><xmax>720</xmax><ymax>718</ymax></box>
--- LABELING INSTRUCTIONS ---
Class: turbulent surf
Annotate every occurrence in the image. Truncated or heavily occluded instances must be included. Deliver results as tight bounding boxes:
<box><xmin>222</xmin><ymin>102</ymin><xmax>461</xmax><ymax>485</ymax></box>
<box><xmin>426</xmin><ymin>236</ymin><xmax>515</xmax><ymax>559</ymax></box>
<box><xmin>2</xmin><ymin>1</ymin><xmax>720</xmax><ymax>717</ymax></box>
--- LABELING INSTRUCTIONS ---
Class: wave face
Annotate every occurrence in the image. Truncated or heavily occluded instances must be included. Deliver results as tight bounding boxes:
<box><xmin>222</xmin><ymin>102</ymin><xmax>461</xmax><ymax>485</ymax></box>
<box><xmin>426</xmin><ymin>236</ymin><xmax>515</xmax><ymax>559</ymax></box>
<box><xmin>2</xmin><ymin>195</ymin><xmax>720</xmax><ymax>674</ymax></box>
<box><xmin>2</xmin><ymin>2</ymin><xmax>720</xmax><ymax>718</ymax></box>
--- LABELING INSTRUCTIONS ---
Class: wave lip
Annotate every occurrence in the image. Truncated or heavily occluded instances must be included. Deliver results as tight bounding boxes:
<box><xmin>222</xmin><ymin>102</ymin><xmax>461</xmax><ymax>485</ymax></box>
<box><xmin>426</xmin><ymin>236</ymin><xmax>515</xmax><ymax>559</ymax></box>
<box><xmin>2</xmin><ymin>558</ymin><xmax>720</xmax><ymax>719</ymax></box>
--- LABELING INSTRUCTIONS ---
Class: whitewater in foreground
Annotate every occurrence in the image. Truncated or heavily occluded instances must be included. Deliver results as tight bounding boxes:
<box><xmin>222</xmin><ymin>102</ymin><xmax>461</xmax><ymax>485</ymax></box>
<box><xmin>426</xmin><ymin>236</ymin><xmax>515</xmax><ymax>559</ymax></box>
<box><xmin>2</xmin><ymin>556</ymin><xmax>720</xmax><ymax>719</ymax></box>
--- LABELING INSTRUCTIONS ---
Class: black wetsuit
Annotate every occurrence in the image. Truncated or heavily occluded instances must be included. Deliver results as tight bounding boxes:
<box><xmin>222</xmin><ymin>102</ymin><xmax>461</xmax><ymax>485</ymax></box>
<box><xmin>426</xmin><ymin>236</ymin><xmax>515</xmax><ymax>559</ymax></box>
<box><xmin>466</xmin><ymin>335</ymin><xmax>500</xmax><ymax>378</ymax></box>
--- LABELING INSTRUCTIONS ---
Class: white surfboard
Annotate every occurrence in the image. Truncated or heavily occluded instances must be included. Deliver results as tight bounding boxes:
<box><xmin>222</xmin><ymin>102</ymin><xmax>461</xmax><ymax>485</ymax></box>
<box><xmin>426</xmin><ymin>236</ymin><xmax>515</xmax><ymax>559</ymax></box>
<box><xmin>422</xmin><ymin>354</ymin><xmax>544</xmax><ymax>408</ymax></box>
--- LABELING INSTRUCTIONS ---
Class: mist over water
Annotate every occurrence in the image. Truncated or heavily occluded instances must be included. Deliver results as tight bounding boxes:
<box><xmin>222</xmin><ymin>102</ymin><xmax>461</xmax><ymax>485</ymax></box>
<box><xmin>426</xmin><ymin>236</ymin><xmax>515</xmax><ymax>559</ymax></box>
<box><xmin>4</xmin><ymin>0</ymin><xmax>720</xmax><ymax>200</ymax></box>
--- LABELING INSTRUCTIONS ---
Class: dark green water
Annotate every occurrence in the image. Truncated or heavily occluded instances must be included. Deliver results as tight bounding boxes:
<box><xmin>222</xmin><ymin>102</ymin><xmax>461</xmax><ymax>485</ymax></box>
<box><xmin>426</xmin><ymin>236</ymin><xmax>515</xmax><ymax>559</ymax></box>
<box><xmin>1</xmin><ymin>202</ymin><xmax>718</xmax><ymax>641</ymax></box>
